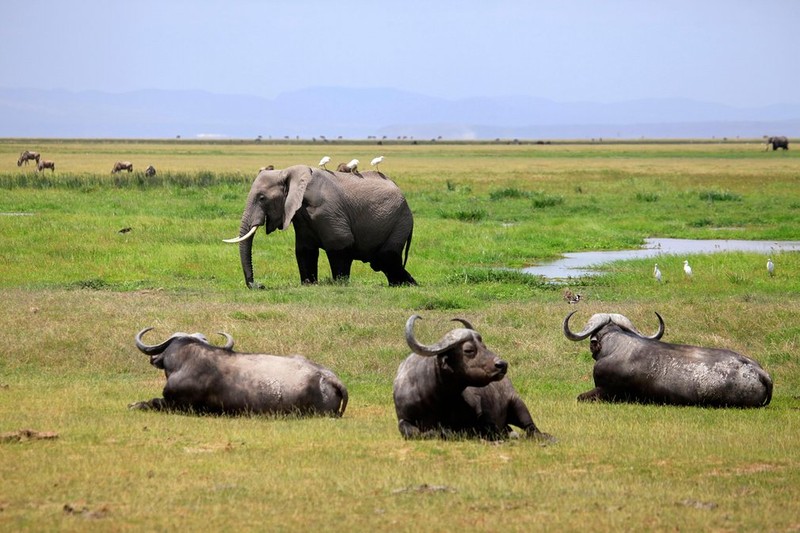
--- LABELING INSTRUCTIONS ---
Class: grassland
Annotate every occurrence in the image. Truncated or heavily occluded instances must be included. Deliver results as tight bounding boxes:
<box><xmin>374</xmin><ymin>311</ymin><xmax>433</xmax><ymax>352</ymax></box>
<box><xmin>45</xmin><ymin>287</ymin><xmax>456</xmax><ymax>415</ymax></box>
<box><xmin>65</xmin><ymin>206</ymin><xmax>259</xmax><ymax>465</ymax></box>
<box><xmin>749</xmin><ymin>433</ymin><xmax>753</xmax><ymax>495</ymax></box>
<box><xmin>1</xmin><ymin>139</ymin><xmax>799</xmax><ymax>531</ymax></box>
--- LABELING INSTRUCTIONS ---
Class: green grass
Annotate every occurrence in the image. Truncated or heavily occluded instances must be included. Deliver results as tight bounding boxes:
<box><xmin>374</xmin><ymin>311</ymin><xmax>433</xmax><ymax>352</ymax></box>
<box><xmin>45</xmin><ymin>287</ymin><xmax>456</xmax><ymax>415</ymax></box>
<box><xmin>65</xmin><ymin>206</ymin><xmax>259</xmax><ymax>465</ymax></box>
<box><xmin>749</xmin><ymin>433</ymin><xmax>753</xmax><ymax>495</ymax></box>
<box><xmin>1</xmin><ymin>139</ymin><xmax>799</xmax><ymax>531</ymax></box>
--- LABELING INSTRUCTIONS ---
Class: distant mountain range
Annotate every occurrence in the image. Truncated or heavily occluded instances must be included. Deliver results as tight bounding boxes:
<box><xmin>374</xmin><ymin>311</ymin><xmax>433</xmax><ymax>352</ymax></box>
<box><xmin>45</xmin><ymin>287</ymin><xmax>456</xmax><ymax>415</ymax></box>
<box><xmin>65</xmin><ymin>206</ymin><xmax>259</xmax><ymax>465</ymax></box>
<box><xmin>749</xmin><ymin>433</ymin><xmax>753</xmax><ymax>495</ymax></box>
<box><xmin>1</xmin><ymin>86</ymin><xmax>798</xmax><ymax>140</ymax></box>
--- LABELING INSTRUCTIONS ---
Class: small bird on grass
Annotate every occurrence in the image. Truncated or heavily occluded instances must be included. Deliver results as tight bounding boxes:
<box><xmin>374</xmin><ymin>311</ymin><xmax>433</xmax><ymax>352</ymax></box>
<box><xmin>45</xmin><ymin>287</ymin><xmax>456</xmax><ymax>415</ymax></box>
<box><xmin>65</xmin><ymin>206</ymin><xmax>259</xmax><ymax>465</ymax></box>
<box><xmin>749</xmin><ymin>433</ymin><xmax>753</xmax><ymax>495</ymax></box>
<box><xmin>767</xmin><ymin>258</ymin><xmax>774</xmax><ymax>277</ymax></box>
<box><xmin>563</xmin><ymin>288</ymin><xmax>582</xmax><ymax>304</ymax></box>
<box><xmin>371</xmin><ymin>155</ymin><xmax>384</xmax><ymax>170</ymax></box>
<box><xmin>319</xmin><ymin>156</ymin><xmax>331</xmax><ymax>170</ymax></box>
<box><xmin>683</xmin><ymin>260</ymin><xmax>693</xmax><ymax>279</ymax></box>
<box><xmin>654</xmin><ymin>263</ymin><xmax>662</xmax><ymax>282</ymax></box>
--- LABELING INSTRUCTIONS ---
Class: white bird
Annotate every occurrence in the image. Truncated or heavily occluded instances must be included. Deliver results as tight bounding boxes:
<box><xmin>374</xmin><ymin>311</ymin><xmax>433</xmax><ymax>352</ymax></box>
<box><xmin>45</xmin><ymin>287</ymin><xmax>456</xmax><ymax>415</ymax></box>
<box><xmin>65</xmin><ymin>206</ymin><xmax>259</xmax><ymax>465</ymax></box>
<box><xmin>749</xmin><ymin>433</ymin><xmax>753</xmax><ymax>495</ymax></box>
<box><xmin>319</xmin><ymin>156</ymin><xmax>331</xmax><ymax>169</ymax></box>
<box><xmin>371</xmin><ymin>155</ymin><xmax>384</xmax><ymax>170</ymax></box>
<box><xmin>346</xmin><ymin>159</ymin><xmax>359</xmax><ymax>173</ymax></box>
<box><xmin>767</xmin><ymin>258</ymin><xmax>774</xmax><ymax>277</ymax></box>
<box><xmin>683</xmin><ymin>260</ymin><xmax>693</xmax><ymax>278</ymax></box>
<box><xmin>654</xmin><ymin>263</ymin><xmax>662</xmax><ymax>282</ymax></box>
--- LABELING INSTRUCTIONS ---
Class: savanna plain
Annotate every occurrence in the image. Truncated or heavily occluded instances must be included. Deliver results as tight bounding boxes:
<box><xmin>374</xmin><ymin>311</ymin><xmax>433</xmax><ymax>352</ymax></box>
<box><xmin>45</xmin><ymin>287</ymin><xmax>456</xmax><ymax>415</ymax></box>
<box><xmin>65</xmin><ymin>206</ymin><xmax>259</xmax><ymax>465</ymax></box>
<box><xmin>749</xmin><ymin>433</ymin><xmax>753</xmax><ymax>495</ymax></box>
<box><xmin>1</xmin><ymin>139</ymin><xmax>799</xmax><ymax>532</ymax></box>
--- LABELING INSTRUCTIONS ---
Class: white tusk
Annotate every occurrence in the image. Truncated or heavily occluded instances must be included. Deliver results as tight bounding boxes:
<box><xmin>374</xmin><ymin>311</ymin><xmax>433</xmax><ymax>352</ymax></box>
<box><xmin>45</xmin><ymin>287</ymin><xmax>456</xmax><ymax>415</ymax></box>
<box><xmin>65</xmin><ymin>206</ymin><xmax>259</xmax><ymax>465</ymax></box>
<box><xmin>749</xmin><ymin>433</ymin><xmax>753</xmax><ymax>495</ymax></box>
<box><xmin>223</xmin><ymin>225</ymin><xmax>259</xmax><ymax>243</ymax></box>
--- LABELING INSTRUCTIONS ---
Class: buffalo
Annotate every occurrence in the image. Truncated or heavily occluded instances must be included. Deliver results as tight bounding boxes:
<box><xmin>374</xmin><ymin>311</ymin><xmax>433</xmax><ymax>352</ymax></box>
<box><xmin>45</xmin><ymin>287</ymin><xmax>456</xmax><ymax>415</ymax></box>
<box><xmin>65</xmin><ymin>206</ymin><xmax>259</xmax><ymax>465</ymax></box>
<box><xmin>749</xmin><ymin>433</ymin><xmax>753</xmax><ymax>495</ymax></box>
<box><xmin>131</xmin><ymin>328</ymin><xmax>348</xmax><ymax>417</ymax></box>
<box><xmin>112</xmin><ymin>161</ymin><xmax>134</xmax><ymax>173</ymax></box>
<box><xmin>563</xmin><ymin>311</ymin><xmax>773</xmax><ymax>407</ymax></box>
<box><xmin>392</xmin><ymin>315</ymin><xmax>553</xmax><ymax>441</ymax></box>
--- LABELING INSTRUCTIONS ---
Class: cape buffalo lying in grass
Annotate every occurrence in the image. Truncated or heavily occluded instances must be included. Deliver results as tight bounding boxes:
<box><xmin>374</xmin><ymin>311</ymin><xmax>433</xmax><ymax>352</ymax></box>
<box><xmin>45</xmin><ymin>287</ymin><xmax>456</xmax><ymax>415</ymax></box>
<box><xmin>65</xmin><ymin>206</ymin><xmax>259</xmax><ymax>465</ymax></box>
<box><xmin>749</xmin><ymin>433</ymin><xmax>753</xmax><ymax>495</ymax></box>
<box><xmin>131</xmin><ymin>328</ymin><xmax>348</xmax><ymax>417</ymax></box>
<box><xmin>393</xmin><ymin>315</ymin><xmax>553</xmax><ymax>441</ymax></box>
<box><xmin>563</xmin><ymin>311</ymin><xmax>772</xmax><ymax>407</ymax></box>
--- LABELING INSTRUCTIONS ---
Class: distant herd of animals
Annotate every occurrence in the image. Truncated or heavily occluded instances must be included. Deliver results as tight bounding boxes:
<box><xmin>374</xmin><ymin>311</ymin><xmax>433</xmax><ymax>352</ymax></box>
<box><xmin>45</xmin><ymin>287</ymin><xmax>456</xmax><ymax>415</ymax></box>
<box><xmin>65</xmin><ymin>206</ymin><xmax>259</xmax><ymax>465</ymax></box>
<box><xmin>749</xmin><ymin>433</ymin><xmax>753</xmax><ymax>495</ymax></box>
<box><xmin>13</xmin><ymin>143</ymin><xmax>782</xmax><ymax>439</ymax></box>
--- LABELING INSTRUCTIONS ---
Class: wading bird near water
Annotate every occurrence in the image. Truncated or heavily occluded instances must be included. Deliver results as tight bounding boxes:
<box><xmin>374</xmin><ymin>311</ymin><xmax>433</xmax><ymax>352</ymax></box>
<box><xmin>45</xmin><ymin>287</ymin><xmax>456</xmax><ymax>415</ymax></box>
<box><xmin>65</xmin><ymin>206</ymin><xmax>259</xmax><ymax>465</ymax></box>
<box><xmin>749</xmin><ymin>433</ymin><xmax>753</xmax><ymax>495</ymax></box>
<box><xmin>654</xmin><ymin>263</ymin><xmax>662</xmax><ymax>282</ymax></box>
<box><xmin>683</xmin><ymin>260</ymin><xmax>693</xmax><ymax>279</ymax></box>
<box><xmin>767</xmin><ymin>258</ymin><xmax>774</xmax><ymax>277</ymax></box>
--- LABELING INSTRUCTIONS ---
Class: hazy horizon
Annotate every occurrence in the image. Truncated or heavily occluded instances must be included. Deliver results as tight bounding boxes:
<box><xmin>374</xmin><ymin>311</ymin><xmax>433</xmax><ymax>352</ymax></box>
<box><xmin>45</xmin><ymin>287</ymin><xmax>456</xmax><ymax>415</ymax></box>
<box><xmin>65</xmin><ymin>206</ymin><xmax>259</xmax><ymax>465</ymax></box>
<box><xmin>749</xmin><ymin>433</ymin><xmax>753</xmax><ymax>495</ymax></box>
<box><xmin>3</xmin><ymin>1</ymin><xmax>799</xmax><ymax>109</ymax></box>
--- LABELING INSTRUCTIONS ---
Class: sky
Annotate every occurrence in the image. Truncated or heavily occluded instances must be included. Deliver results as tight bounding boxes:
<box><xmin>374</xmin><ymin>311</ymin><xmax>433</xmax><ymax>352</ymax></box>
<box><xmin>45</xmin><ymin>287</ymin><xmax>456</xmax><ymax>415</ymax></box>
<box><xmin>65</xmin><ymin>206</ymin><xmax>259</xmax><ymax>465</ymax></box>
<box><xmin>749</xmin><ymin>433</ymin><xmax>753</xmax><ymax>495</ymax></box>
<box><xmin>3</xmin><ymin>0</ymin><xmax>799</xmax><ymax>108</ymax></box>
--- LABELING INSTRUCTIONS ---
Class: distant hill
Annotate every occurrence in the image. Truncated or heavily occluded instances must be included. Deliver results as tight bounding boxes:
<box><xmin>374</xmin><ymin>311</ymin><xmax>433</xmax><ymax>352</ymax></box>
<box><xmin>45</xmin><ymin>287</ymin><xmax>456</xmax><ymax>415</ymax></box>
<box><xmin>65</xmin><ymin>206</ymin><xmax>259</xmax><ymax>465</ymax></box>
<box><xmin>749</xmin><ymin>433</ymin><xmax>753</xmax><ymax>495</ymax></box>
<box><xmin>1</xmin><ymin>86</ymin><xmax>798</xmax><ymax>140</ymax></box>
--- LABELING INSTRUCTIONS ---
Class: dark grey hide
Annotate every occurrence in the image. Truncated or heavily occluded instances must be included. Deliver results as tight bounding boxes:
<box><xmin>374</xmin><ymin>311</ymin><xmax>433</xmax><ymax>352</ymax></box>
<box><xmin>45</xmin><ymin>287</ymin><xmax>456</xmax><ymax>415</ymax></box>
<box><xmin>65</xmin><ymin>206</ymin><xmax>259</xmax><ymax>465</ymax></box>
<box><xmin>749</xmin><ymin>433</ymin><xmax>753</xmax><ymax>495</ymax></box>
<box><xmin>765</xmin><ymin>136</ymin><xmax>789</xmax><ymax>151</ymax></box>
<box><xmin>563</xmin><ymin>311</ymin><xmax>773</xmax><ymax>407</ymax></box>
<box><xmin>131</xmin><ymin>328</ymin><xmax>348</xmax><ymax>416</ymax></box>
<box><xmin>225</xmin><ymin>165</ymin><xmax>416</xmax><ymax>288</ymax></box>
<box><xmin>392</xmin><ymin>315</ymin><xmax>553</xmax><ymax>441</ymax></box>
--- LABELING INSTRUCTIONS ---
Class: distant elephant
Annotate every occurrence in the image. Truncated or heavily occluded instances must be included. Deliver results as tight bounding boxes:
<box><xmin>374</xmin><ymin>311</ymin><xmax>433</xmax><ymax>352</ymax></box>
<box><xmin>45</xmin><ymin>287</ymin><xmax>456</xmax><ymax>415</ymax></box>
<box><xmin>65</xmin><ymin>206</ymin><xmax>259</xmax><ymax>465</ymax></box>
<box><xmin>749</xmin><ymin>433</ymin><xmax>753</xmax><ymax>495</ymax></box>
<box><xmin>765</xmin><ymin>136</ymin><xmax>789</xmax><ymax>151</ymax></box>
<box><xmin>224</xmin><ymin>165</ymin><xmax>416</xmax><ymax>288</ymax></box>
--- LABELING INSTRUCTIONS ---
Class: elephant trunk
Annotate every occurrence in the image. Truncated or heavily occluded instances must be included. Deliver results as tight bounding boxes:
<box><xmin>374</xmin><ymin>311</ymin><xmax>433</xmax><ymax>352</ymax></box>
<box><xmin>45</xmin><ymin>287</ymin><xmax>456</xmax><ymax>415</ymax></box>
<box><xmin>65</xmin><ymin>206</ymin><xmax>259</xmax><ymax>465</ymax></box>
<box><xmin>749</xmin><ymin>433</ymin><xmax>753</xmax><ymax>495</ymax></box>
<box><xmin>237</xmin><ymin>215</ymin><xmax>257</xmax><ymax>289</ymax></box>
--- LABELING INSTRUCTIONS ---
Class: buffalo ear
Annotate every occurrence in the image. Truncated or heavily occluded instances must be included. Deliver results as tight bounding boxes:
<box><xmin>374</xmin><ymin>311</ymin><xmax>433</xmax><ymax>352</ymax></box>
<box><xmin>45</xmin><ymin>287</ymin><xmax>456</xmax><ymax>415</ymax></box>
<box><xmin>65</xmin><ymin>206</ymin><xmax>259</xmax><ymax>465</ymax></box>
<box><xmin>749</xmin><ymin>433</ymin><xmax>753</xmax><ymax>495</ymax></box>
<box><xmin>282</xmin><ymin>166</ymin><xmax>313</xmax><ymax>230</ymax></box>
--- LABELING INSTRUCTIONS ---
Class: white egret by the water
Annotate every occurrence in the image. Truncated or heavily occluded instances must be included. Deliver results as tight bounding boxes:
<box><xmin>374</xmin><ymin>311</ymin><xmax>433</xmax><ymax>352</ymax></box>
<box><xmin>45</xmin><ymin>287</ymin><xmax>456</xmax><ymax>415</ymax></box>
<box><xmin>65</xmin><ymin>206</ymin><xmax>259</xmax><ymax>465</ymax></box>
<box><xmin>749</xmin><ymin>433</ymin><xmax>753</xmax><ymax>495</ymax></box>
<box><xmin>319</xmin><ymin>156</ymin><xmax>331</xmax><ymax>169</ymax></box>
<box><xmin>371</xmin><ymin>155</ymin><xmax>384</xmax><ymax>170</ymax></box>
<box><xmin>767</xmin><ymin>258</ymin><xmax>774</xmax><ymax>276</ymax></box>
<box><xmin>654</xmin><ymin>263</ymin><xmax>662</xmax><ymax>282</ymax></box>
<box><xmin>683</xmin><ymin>260</ymin><xmax>693</xmax><ymax>278</ymax></box>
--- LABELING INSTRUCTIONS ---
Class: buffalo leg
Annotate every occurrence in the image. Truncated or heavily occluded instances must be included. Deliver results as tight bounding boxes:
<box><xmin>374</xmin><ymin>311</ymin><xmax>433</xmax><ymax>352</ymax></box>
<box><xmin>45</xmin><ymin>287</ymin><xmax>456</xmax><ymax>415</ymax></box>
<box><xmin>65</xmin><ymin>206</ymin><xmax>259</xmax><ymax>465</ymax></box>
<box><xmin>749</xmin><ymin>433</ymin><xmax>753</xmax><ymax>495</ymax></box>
<box><xmin>128</xmin><ymin>397</ymin><xmax>171</xmax><ymax>411</ymax></box>
<box><xmin>506</xmin><ymin>397</ymin><xmax>555</xmax><ymax>442</ymax></box>
<box><xmin>577</xmin><ymin>387</ymin><xmax>608</xmax><ymax>402</ymax></box>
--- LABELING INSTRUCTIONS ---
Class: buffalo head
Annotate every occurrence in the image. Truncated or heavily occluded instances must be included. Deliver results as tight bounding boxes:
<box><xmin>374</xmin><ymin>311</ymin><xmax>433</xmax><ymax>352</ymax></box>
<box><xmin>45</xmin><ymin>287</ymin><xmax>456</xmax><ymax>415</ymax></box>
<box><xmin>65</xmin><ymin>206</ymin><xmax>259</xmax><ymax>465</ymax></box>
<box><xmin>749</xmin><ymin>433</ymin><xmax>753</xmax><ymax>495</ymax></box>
<box><xmin>405</xmin><ymin>314</ymin><xmax>508</xmax><ymax>386</ymax></box>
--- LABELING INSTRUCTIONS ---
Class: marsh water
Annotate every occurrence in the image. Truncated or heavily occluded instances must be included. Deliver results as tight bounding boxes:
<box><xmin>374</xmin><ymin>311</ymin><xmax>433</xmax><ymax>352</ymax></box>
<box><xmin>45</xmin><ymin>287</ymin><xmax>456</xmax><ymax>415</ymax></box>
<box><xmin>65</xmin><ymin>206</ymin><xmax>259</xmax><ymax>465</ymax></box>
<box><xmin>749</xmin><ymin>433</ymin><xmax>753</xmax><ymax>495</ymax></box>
<box><xmin>522</xmin><ymin>238</ymin><xmax>800</xmax><ymax>280</ymax></box>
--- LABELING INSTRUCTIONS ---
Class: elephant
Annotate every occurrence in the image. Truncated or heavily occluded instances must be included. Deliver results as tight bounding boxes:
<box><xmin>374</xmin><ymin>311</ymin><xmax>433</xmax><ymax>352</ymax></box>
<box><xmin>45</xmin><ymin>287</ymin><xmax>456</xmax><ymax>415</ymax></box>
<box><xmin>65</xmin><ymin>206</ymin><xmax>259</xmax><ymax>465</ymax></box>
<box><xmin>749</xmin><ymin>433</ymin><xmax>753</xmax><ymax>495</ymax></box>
<box><xmin>765</xmin><ymin>136</ymin><xmax>789</xmax><ymax>151</ymax></box>
<box><xmin>224</xmin><ymin>165</ymin><xmax>416</xmax><ymax>288</ymax></box>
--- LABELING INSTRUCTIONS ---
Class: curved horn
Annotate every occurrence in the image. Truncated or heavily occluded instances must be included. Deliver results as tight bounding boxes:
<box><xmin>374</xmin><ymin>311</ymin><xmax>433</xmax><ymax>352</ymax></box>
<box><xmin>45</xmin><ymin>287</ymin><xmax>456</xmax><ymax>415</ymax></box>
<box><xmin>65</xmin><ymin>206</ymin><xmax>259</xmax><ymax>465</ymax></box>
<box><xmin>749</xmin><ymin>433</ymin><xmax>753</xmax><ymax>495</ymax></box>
<box><xmin>135</xmin><ymin>327</ymin><xmax>176</xmax><ymax>355</ymax></box>
<box><xmin>451</xmin><ymin>318</ymin><xmax>475</xmax><ymax>330</ymax></box>
<box><xmin>223</xmin><ymin>224</ymin><xmax>258</xmax><ymax>244</ymax></box>
<box><xmin>563</xmin><ymin>311</ymin><xmax>613</xmax><ymax>342</ymax></box>
<box><xmin>405</xmin><ymin>315</ymin><xmax>473</xmax><ymax>357</ymax></box>
<box><xmin>216</xmin><ymin>332</ymin><xmax>235</xmax><ymax>350</ymax></box>
<box><xmin>645</xmin><ymin>312</ymin><xmax>665</xmax><ymax>340</ymax></box>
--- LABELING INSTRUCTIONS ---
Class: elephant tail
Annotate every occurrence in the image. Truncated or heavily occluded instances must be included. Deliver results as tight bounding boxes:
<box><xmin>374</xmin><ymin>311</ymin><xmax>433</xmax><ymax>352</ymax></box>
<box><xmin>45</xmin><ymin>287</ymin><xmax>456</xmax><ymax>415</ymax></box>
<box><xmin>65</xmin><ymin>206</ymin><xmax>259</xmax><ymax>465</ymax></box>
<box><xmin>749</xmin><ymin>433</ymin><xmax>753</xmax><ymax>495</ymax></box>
<box><xmin>403</xmin><ymin>227</ymin><xmax>413</xmax><ymax>268</ymax></box>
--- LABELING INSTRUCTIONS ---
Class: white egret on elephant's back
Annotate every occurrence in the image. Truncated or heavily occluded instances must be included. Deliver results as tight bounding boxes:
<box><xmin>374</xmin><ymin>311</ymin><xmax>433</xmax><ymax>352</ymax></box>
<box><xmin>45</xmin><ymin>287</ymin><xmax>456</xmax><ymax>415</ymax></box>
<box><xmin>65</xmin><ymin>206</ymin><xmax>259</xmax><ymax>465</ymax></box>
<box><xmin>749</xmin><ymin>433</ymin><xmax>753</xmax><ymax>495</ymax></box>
<box><xmin>319</xmin><ymin>156</ymin><xmax>331</xmax><ymax>169</ymax></box>
<box><xmin>371</xmin><ymin>155</ymin><xmax>384</xmax><ymax>170</ymax></box>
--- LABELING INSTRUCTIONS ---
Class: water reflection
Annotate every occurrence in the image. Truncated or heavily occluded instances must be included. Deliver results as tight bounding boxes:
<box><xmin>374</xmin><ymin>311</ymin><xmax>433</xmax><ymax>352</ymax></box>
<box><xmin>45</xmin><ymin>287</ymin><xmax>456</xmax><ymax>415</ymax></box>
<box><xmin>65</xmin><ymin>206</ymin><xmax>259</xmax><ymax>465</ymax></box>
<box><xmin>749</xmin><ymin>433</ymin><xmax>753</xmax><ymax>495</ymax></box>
<box><xmin>522</xmin><ymin>238</ymin><xmax>800</xmax><ymax>280</ymax></box>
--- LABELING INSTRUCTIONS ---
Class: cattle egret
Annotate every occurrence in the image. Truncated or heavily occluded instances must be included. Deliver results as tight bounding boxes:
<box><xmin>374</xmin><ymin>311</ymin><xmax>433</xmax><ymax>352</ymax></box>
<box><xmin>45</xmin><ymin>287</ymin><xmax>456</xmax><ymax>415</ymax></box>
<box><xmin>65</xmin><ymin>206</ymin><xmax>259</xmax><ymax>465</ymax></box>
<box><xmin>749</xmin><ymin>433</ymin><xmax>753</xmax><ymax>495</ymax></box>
<box><xmin>767</xmin><ymin>258</ymin><xmax>774</xmax><ymax>277</ymax></box>
<box><xmin>319</xmin><ymin>156</ymin><xmax>331</xmax><ymax>169</ymax></box>
<box><xmin>346</xmin><ymin>159</ymin><xmax>359</xmax><ymax>172</ymax></box>
<box><xmin>683</xmin><ymin>260</ymin><xmax>693</xmax><ymax>278</ymax></box>
<box><xmin>654</xmin><ymin>263</ymin><xmax>662</xmax><ymax>282</ymax></box>
<box><xmin>371</xmin><ymin>155</ymin><xmax>384</xmax><ymax>170</ymax></box>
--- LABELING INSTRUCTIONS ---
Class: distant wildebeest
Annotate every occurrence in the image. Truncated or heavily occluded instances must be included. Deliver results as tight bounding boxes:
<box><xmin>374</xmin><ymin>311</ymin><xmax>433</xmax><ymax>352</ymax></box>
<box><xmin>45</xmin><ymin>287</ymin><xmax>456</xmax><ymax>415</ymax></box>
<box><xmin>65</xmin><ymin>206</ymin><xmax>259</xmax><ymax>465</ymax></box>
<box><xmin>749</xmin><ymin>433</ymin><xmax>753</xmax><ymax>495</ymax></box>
<box><xmin>765</xmin><ymin>136</ymin><xmax>789</xmax><ymax>151</ymax></box>
<box><xmin>131</xmin><ymin>328</ymin><xmax>348</xmax><ymax>417</ymax></box>
<box><xmin>145</xmin><ymin>165</ymin><xmax>157</xmax><ymax>177</ymax></box>
<box><xmin>392</xmin><ymin>315</ymin><xmax>553</xmax><ymax>440</ymax></box>
<box><xmin>112</xmin><ymin>161</ymin><xmax>134</xmax><ymax>173</ymax></box>
<box><xmin>17</xmin><ymin>150</ymin><xmax>41</xmax><ymax>166</ymax></box>
<box><xmin>37</xmin><ymin>160</ymin><xmax>55</xmax><ymax>172</ymax></box>
<box><xmin>563</xmin><ymin>311</ymin><xmax>773</xmax><ymax>407</ymax></box>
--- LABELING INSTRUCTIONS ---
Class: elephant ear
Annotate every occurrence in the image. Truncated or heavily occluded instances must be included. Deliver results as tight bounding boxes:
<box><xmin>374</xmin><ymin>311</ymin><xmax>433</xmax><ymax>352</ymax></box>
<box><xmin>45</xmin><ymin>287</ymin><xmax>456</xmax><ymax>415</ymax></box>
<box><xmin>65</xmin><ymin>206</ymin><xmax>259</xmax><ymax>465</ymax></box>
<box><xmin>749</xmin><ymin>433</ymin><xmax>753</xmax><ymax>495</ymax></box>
<box><xmin>282</xmin><ymin>166</ymin><xmax>313</xmax><ymax>230</ymax></box>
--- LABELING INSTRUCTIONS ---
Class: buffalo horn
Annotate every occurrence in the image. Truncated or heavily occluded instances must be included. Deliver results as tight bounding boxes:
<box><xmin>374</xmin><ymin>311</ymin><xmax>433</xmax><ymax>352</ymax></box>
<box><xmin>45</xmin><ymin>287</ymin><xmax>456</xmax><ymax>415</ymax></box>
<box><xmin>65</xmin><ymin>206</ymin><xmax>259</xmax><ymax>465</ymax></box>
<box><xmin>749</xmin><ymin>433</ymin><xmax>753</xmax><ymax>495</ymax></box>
<box><xmin>405</xmin><ymin>314</ymin><xmax>474</xmax><ymax>357</ymax></box>
<box><xmin>451</xmin><ymin>318</ymin><xmax>475</xmax><ymax>330</ymax></box>
<box><xmin>217</xmin><ymin>332</ymin><xmax>235</xmax><ymax>350</ymax></box>
<box><xmin>562</xmin><ymin>310</ymin><xmax>600</xmax><ymax>341</ymax></box>
<box><xmin>135</xmin><ymin>327</ymin><xmax>175</xmax><ymax>355</ymax></box>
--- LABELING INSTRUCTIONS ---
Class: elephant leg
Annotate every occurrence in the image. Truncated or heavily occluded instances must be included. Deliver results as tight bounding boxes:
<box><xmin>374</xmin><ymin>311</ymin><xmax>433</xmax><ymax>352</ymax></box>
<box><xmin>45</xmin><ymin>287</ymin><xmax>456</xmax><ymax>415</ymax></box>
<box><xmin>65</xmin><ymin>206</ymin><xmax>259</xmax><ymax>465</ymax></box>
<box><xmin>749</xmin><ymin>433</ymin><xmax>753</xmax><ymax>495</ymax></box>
<box><xmin>326</xmin><ymin>249</ymin><xmax>353</xmax><ymax>282</ymax></box>
<box><xmin>371</xmin><ymin>250</ymin><xmax>417</xmax><ymax>286</ymax></box>
<box><xmin>296</xmin><ymin>247</ymin><xmax>319</xmax><ymax>284</ymax></box>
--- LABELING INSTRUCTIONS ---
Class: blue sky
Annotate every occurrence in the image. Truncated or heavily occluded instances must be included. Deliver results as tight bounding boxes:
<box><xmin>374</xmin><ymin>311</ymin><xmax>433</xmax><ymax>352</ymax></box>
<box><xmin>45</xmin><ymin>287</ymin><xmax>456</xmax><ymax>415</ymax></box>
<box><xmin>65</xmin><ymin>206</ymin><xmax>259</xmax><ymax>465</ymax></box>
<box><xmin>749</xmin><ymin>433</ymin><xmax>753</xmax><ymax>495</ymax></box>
<box><xmin>3</xmin><ymin>0</ymin><xmax>798</xmax><ymax>107</ymax></box>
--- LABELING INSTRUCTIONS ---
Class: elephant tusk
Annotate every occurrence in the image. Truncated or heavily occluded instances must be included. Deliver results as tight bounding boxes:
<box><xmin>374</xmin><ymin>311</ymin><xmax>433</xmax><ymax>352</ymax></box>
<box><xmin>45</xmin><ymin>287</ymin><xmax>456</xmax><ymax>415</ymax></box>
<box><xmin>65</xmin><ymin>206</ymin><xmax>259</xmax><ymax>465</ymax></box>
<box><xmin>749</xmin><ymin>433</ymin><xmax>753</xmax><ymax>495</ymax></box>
<box><xmin>223</xmin><ymin>225</ymin><xmax>259</xmax><ymax>243</ymax></box>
